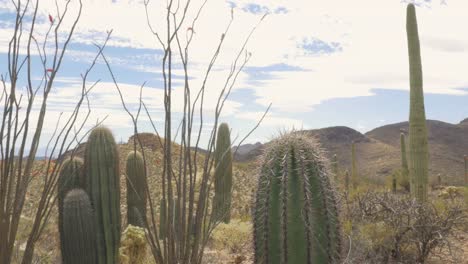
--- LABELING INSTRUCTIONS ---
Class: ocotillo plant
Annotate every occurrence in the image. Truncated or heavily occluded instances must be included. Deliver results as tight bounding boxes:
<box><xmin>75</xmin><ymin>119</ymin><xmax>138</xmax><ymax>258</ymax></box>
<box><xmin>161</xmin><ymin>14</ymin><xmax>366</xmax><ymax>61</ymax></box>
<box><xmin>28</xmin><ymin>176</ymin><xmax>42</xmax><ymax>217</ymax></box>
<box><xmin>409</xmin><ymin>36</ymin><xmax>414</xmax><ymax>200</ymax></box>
<box><xmin>84</xmin><ymin>126</ymin><xmax>121</xmax><ymax>264</ymax></box>
<box><xmin>126</xmin><ymin>151</ymin><xmax>147</xmax><ymax>227</ymax></box>
<box><xmin>407</xmin><ymin>3</ymin><xmax>429</xmax><ymax>202</ymax></box>
<box><xmin>464</xmin><ymin>155</ymin><xmax>467</xmax><ymax>186</ymax></box>
<box><xmin>351</xmin><ymin>142</ymin><xmax>358</xmax><ymax>189</ymax></box>
<box><xmin>212</xmin><ymin>123</ymin><xmax>233</xmax><ymax>223</ymax></box>
<box><xmin>62</xmin><ymin>189</ymin><xmax>97</xmax><ymax>264</ymax></box>
<box><xmin>58</xmin><ymin>157</ymin><xmax>84</xmax><ymax>262</ymax></box>
<box><xmin>331</xmin><ymin>154</ymin><xmax>339</xmax><ymax>182</ymax></box>
<box><xmin>253</xmin><ymin>133</ymin><xmax>341</xmax><ymax>264</ymax></box>
<box><xmin>159</xmin><ymin>199</ymin><xmax>167</xmax><ymax>239</ymax></box>
<box><xmin>400</xmin><ymin>133</ymin><xmax>410</xmax><ymax>191</ymax></box>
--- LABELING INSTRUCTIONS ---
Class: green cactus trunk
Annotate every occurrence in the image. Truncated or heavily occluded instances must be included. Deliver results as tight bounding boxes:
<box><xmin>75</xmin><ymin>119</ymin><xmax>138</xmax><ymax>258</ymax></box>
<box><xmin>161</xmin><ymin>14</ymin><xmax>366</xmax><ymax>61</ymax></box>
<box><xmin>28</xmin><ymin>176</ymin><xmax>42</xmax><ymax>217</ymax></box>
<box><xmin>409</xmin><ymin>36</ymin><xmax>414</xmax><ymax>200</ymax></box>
<box><xmin>253</xmin><ymin>133</ymin><xmax>341</xmax><ymax>264</ymax></box>
<box><xmin>84</xmin><ymin>126</ymin><xmax>121</xmax><ymax>264</ymax></box>
<box><xmin>62</xmin><ymin>189</ymin><xmax>97</xmax><ymax>264</ymax></box>
<box><xmin>58</xmin><ymin>157</ymin><xmax>84</xmax><ymax>262</ymax></box>
<box><xmin>400</xmin><ymin>133</ymin><xmax>410</xmax><ymax>192</ymax></box>
<box><xmin>406</xmin><ymin>3</ymin><xmax>429</xmax><ymax>202</ymax></box>
<box><xmin>212</xmin><ymin>123</ymin><xmax>233</xmax><ymax>224</ymax></box>
<box><xmin>351</xmin><ymin>142</ymin><xmax>358</xmax><ymax>189</ymax></box>
<box><xmin>344</xmin><ymin>170</ymin><xmax>350</xmax><ymax>194</ymax></box>
<box><xmin>126</xmin><ymin>151</ymin><xmax>147</xmax><ymax>227</ymax></box>
<box><xmin>331</xmin><ymin>154</ymin><xmax>339</xmax><ymax>182</ymax></box>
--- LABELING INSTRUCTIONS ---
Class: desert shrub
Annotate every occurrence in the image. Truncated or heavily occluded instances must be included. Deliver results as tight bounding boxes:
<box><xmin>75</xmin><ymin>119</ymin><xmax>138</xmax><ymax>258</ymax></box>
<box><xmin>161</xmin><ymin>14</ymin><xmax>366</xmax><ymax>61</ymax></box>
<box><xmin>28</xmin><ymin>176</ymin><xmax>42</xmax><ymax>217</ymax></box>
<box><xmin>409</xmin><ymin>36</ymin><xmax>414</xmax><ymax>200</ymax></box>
<box><xmin>345</xmin><ymin>191</ymin><xmax>467</xmax><ymax>263</ymax></box>
<box><xmin>211</xmin><ymin>220</ymin><xmax>252</xmax><ymax>253</ymax></box>
<box><xmin>119</xmin><ymin>225</ymin><xmax>148</xmax><ymax>264</ymax></box>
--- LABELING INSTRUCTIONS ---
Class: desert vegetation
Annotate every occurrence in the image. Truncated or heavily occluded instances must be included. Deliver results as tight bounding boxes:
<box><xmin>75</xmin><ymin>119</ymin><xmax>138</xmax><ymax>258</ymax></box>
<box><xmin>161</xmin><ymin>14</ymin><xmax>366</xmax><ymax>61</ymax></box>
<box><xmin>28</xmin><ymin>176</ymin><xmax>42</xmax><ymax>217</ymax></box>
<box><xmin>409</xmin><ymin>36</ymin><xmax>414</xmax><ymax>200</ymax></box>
<box><xmin>0</xmin><ymin>1</ymin><xmax>467</xmax><ymax>264</ymax></box>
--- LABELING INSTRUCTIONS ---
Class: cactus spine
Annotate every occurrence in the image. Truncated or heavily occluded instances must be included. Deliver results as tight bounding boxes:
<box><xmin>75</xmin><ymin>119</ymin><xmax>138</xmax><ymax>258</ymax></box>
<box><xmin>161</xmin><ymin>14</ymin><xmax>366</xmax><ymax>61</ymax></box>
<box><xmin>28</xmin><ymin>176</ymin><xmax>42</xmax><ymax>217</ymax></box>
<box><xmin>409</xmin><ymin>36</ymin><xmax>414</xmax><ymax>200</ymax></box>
<box><xmin>212</xmin><ymin>123</ymin><xmax>233</xmax><ymax>223</ymax></box>
<box><xmin>126</xmin><ymin>151</ymin><xmax>147</xmax><ymax>227</ymax></box>
<box><xmin>62</xmin><ymin>189</ymin><xmax>97</xmax><ymax>264</ymax></box>
<box><xmin>400</xmin><ymin>133</ymin><xmax>410</xmax><ymax>191</ymax></box>
<box><xmin>351</xmin><ymin>142</ymin><xmax>358</xmax><ymax>189</ymax></box>
<box><xmin>58</xmin><ymin>157</ymin><xmax>84</xmax><ymax>261</ymax></box>
<box><xmin>84</xmin><ymin>126</ymin><xmax>121</xmax><ymax>264</ymax></box>
<box><xmin>253</xmin><ymin>133</ymin><xmax>341</xmax><ymax>264</ymax></box>
<box><xmin>406</xmin><ymin>3</ymin><xmax>429</xmax><ymax>202</ymax></box>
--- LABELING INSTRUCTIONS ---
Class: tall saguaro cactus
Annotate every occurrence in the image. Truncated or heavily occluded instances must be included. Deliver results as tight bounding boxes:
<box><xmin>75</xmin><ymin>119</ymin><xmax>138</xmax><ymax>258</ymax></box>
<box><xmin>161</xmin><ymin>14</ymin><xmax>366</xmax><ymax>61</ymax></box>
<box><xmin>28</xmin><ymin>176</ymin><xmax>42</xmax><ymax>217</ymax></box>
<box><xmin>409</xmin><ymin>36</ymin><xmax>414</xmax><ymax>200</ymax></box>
<box><xmin>126</xmin><ymin>151</ymin><xmax>147</xmax><ymax>227</ymax></box>
<box><xmin>253</xmin><ymin>133</ymin><xmax>341</xmax><ymax>264</ymax></box>
<box><xmin>212</xmin><ymin>123</ymin><xmax>233</xmax><ymax>223</ymax></box>
<box><xmin>406</xmin><ymin>3</ymin><xmax>429</xmax><ymax>202</ymax></box>
<box><xmin>84</xmin><ymin>126</ymin><xmax>121</xmax><ymax>264</ymax></box>
<box><xmin>351</xmin><ymin>142</ymin><xmax>358</xmax><ymax>189</ymax></box>
<box><xmin>62</xmin><ymin>189</ymin><xmax>97</xmax><ymax>264</ymax></box>
<box><xmin>58</xmin><ymin>157</ymin><xmax>84</xmax><ymax>262</ymax></box>
<box><xmin>400</xmin><ymin>133</ymin><xmax>410</xmax><ymax>191</ymax></box>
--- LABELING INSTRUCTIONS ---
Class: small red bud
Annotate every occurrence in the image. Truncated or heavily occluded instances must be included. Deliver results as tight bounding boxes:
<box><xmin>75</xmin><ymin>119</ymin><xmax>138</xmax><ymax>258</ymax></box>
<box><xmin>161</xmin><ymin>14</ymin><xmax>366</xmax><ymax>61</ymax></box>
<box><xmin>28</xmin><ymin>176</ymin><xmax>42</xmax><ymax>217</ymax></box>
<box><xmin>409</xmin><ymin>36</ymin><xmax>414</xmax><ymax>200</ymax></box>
<box><xmin>48</xmin><ymin>14</ymin><xmax>54</xmax><ymax>24</ymax></box>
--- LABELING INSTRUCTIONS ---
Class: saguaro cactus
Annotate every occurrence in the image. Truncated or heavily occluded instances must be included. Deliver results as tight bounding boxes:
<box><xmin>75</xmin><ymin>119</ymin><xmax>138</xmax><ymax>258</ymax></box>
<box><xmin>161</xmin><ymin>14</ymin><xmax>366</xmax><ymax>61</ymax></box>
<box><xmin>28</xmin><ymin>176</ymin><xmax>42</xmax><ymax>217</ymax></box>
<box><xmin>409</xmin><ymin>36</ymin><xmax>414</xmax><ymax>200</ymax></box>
<box><xmin>58</xmin><ymin>157</ymin><xmax>84</xmax><ymax>261</ymax></box>
<box><xmin>407</xmin><ymin>3</ymin><xmax>429</xmax><ymax>202</ymax></box>
<box><xmin>400</xmin><ymin>133</ymin><xmax>410</xmax><ymax>191</ymax></box>
<box><xmin>212</xmin><ymin>123</ymin><xmax>233</xmax><ymax>223</ymax></box>
<box><xmin>351</xmin><ymin>142</ymin><xmax>358</xmax><ymax>189</ymax></box>
<box><xmin>62</xmin><ymin>189</ymin><xmax>97</xmax><ymax>264</ymax></box>
<box><xmin>253</xmin><ymin>133</ymin><xmax>341</xmax><ymax>264</ymax></box>
<box><xmin>464</xmin><ymin>155</ymin><xmax>467</xmax><ymax>186</ymax></box>
<box><xmin>126</xmin><ymin>151</ymin><xmax>147</xmax><ymax>227</ymax></box>
<box><xmin>84</xmin><ymin>126</ymin><xmax>121</xmax><ymax>264</ymax></box>
<box><xmin>331</xmin><ymin>154</ymin><xmax>339</xmax><ymax>182</ymax></box>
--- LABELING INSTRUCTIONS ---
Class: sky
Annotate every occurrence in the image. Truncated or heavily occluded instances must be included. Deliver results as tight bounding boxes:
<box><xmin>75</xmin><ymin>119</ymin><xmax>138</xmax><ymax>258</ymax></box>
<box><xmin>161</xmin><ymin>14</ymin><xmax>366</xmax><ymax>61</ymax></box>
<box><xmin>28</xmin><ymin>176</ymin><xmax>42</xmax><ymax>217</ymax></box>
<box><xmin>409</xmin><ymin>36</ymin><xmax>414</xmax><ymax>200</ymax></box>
<box><xmin>0</xmin><ymin>0</ymin><xmax>467</xmax><ymax>154</ymax></box>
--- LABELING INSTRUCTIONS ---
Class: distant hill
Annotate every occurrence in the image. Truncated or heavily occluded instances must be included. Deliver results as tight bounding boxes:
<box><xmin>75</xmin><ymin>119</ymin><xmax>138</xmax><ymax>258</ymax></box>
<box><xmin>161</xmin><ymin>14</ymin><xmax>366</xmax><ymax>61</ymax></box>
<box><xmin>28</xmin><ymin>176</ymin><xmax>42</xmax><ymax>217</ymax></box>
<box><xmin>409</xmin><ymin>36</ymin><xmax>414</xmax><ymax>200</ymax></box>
<box><xmin>234</xmin><ymin>118</ymin><xmax>468</xmax><ymax>185</ymax></box>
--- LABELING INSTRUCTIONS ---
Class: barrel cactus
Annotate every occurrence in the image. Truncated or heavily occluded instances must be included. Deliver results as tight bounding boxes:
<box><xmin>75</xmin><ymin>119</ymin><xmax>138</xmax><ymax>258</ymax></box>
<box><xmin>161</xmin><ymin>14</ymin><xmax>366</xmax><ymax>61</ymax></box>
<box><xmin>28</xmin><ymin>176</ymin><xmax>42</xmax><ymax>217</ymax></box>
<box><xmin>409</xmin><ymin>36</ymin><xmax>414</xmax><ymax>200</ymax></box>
<box><xmin>84</xmin><ymin>126</ymin><xmax>121</xmax><ymax>263</ymax></box>
<box><xmin>406</xmin><ymin>3</ymin><xmax>429</xmax><ymax>202</ymax></box>
<box><xmin>212</xmin><ymin>123</ymin><xmax>233</xmax><ymax>223</ymax></box>
<box><xmin>126</xmin><ymin>151</ymin><xmax>147</xmax><ymax>227</ymax></box>
<box><xmin>253</xmin><ymin>133</ymin><xmax>341</xmax><ymax>264</ymax></box>
<box><xmin>58</xmin><ymin>157</ymin><xmax>84</xmax><ymax>261</ymax></box>
<box><xmin>62</xmin><ymin>189</ymin><xmax>97</xmax><ymax>264</ymax></box>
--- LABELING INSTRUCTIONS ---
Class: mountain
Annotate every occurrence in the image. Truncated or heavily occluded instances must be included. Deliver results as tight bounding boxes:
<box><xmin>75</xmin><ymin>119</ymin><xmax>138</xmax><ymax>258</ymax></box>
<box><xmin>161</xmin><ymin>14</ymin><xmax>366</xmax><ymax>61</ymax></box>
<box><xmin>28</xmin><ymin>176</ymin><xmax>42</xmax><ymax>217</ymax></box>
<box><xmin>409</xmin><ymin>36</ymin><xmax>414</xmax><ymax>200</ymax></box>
<box><xmin>235</xmin><ymin>118</ymin><xmax>468</xmax><ymax>185</ymax></box>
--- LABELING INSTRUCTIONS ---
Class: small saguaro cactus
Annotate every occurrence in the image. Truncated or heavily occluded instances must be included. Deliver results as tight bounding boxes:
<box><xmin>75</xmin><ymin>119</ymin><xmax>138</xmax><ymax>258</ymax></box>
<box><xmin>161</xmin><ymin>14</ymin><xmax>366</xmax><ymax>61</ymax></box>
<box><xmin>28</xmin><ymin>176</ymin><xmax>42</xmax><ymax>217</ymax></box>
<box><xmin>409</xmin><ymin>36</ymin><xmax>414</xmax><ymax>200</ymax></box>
<box><xmin>159</xmin><ymin>198</ymin><xmax>167</xmax><ymax>239</ymax></box>
<box><xmin>331</xmin><ymin>154</ymin><xmax>339</xmax><ymax>182</ymax></box>
<box><xmin>344</xmin><ymin>170</ymin><xmax>350</xmax><ymax>194</ymax></box>
<box><xmin>253</xmin><ymin>133</ymin><xmax>341</xmax><ymax>264</ymax></box>
<box><xmin>84</xmin><ymin>126</ymin><xmax>121</xmax><ymax>264</ymax></box>
<box><xmin>464</xmin><ymin>155</ymin><xmax>467</xmax><ymax>186</ymax></box>
<box><xmin>58</xmin><ymin>157</ymin><xmax>84</xmax><ymax>261</ymax></box>
<box><xmin>407</xmin><ymin>3</ymin><xmax>429</xmax><ymax>202</ymax></box>
<box><xmin>126</xmin><ymin>151</ymin><xmax>147</xmax><ymax>227</ymax></box>
<box><xmin>62</xmin><ymin>189</ymin><xmax>97</xmax><ymax>264</ymax></box>
<box><xmin>351</xmin><ymin>142</ymin><xmax>358</xmax><ymax>189</ymax></box>
<box><xmin>212</xmin><ymin>123</ymin><xmax>233</xmax><ymax>223</ymax></box>
<box><xmin>400</xmin><ymin>133</ymin><xmax>410</xmax><ymax>192</ymax></box>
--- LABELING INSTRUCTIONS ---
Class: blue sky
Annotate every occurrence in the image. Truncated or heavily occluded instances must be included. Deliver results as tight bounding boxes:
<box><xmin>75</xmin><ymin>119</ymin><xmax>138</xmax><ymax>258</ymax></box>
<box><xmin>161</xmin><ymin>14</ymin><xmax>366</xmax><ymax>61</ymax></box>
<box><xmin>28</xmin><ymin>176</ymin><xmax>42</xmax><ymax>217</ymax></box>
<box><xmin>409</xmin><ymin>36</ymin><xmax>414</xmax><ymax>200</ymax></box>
<box><xmin>0</xmin><ymin>0</ymin><xmax>467</xmax><ymax>153</ymax></box>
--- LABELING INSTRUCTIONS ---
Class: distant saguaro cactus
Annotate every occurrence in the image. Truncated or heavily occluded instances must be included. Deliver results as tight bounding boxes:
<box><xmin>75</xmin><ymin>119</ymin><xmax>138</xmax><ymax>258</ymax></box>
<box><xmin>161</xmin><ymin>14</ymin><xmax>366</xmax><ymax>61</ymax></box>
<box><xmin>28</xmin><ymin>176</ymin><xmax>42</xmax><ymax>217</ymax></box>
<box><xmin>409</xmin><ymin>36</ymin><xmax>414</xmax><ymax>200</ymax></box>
<box><xmin>331</xmin><ymin>154</ymin><xmax>339</xmax><ymax>182</ymax></box>
<box><xmin>212</xmin><ymin>123</ymin><xmax>233</xmax><ymax>223</ymax></box>
<box><xmin>464</xmin><ymin>155</ymin><xmax>467</xmax><ymax>186</ymax></box>
<box><xmin>126</xmin><ymin>151</ymin><xmax>147</xmax><ymax>227</ymax></box>
<box><xmin>351</xmin><ymin>142</ymin><xmax>358</xmax><ymax>189</ymax></box>
<box><xmin>253</xmin><ymin>133</ymin><xmax>341</xmax><ymax>264</ymax></box>
<box><xmin>400</xmin><ymin>133</ymin><xmax>410</xmax><ymax>192</ymax></box>
<box><xmin>84</xmin><ymin>126</ymin><xmax>121</xmax><ymax>263</ymax></box>
<box><xmin>58</xmin><ymin>157</ymin><xmax>84</xmax><ymax>261</ymax></box>
<box><xmin>344</xmin><ymin>170</ymin><xmax>350</xmax><ymax>195</ymax></box>
<box><xmin>407</xmin><ymin>3</ymin><xmax>429</xmax><ymax>202</ymax></box>
<box><xmin>62</xmin><ymin>189</ymin><xmax>97</xmax><ymax>264</ymax></box>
